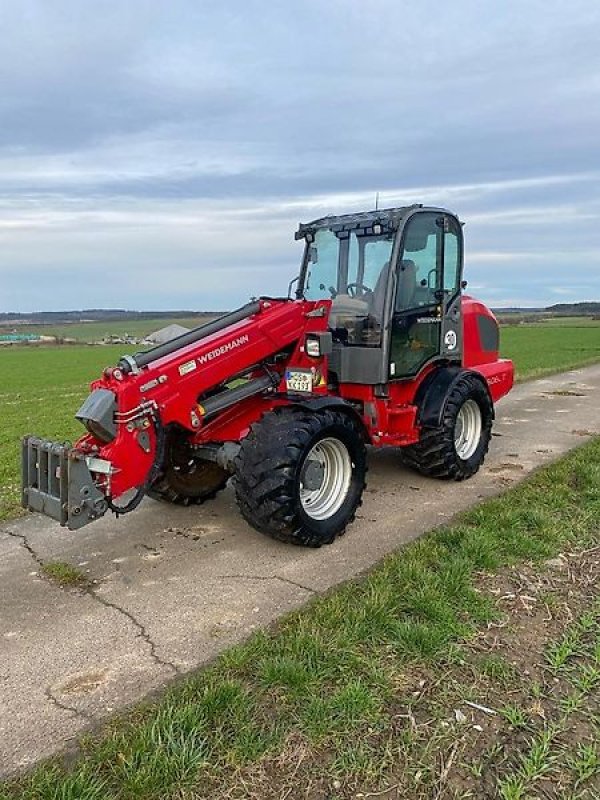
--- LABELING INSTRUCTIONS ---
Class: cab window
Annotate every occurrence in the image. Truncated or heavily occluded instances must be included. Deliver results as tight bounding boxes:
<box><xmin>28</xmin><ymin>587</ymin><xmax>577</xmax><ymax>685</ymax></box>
<box><xmin>443</xmin><ymin>217</ymin><xmax>462</xmax><ymax>295</ymax></box>
<box><xmin>395</xmin><ymin>213</ymin><xmax>441</xmax><ymax>312</ymax></box>
<box><xmin>390</xmin><ymin>212</ymin><xmax>442</xmax><ymax>378</ymax></box>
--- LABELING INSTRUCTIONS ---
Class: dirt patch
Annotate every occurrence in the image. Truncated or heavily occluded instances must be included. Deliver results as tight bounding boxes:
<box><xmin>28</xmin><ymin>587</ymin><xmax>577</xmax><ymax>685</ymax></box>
<box><xmin>488</xmin><ymin>462</ymin><xmax>526</xmax><ymax>473</ymax></box>
<box><xmin>544</xmin><ymin>389</ymin><xmax>587</xmax><ymax>397</ymax></box>
<box><xmin>441</xmin><ymin>549</ymin><xmax>600</xmax><ymax>799</ymax></box>
<box><xmin>56</xmin><ymin>669</ymin><xmax>108</xmax><ymax>696</ymax></box>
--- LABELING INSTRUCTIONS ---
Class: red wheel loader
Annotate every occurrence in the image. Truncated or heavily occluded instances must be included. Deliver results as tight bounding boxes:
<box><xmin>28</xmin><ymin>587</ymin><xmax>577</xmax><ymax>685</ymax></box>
<box><xmin>22</xmin><ymin>205</ymin><xmax>514</xmax><ymax>547</ymax></box>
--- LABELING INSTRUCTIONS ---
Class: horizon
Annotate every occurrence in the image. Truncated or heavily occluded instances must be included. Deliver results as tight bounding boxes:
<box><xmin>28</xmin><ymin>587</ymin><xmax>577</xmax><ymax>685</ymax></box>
<box><xmin>2</xmin><ymin>299</ymin><xmax>600</xmax><ymax>319</ymax></box>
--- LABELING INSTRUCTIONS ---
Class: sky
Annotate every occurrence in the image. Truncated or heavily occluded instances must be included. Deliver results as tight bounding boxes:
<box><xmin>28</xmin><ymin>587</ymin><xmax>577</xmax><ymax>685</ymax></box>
<box><xmin>1</xmin><ymin>0</ymin><xmax>599</xmax><ymax>312</ymax></box>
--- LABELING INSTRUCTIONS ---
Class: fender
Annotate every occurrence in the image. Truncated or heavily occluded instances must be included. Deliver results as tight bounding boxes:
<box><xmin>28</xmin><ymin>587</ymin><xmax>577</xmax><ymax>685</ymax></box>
<box><xmin>414</xmin><ymin>366</ymin><xmax>493</xmax><ymax>428</ymax></box>
<box><xmin>288</xmin><ymin>395</ymin><xmax>369</xmax><ymax>437</ymax></box>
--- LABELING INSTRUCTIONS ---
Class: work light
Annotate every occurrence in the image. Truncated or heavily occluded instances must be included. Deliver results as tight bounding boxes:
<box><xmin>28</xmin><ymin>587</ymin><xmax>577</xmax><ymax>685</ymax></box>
<box><xmin>305</xmin><ymin>335</ymin><xmax>321</xmax><ymax>357</ymax></box>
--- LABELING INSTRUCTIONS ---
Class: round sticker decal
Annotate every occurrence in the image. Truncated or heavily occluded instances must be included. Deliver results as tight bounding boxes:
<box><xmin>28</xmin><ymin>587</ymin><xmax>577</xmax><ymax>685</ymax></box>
<box><xmin>444</xmin><ymin>330</ymin><xmax>457</xmax><ymax>350</ymax></box>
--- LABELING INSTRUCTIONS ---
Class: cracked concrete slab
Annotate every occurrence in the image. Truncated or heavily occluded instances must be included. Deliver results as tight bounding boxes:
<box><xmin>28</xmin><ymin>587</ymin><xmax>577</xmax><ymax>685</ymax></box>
<box><xmin>1</xmin><ymin>364</ymin><xmax>599</xmax><ymax>777</ymax></box>
<box><xmin>0</xmin><ymin>573</ymin><xmax>171</xmax><ymax>773</ymax></box>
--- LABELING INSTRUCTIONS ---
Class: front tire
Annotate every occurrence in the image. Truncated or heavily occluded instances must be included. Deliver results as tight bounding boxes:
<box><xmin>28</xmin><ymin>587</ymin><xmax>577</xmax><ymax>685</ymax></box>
<box><xmin>402</xmin><ymin>373</ymin><xmax>493</xmax><ymax>480</ymax></box>
<box><xmin>148</xmin><ymin>429</ymin><xmax>229</xmax><ymax>506</ymax></box>
<box><xmin>234</xmin><ymin>407</ymin><xmax>367</xmax><ymax>547</ymax></box>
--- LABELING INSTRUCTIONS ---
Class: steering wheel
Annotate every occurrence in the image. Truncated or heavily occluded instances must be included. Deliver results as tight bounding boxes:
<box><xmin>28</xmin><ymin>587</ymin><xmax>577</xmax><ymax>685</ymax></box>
<box><xmin>346</xmin><ymin>282</ymin><xmax>372</xmax><ymax>298</ymax></box>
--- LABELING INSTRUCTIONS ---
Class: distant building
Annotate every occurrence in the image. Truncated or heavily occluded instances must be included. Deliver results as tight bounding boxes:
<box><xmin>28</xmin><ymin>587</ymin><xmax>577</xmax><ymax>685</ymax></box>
<box><xmin>144</xmin><ymin>324</ymin><xmax>191</xmax><ymax>345</ymax></box>
<box><xmin>0</xmin><ymin>333</ymin><xmax>41</xmax><ymax>343</ymax></box>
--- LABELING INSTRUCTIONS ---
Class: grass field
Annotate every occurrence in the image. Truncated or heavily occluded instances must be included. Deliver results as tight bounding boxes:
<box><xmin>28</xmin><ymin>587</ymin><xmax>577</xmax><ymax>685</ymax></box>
<box><xmin>0</xmin><ymin>316</ymin><xmax>215</xmax><ymax>343</ymax></box>
<box><xmin>0</xmin><ymin>345</ymin><xmax>123</xmax><ymax>519</ymax></box>
<box><xmin>2</xmin><ymin>435</ymin><xmax>598</xmax><ymax>800</ymax></box>
<box><xmin>500</xmin><ymin>319</ymin><xmax>600</xmax><ymax>380</ymax></box>
<box><xmin>1</xmin><ymin>321</ymin><xmax>599</xmax><ymax>521</ymax></box>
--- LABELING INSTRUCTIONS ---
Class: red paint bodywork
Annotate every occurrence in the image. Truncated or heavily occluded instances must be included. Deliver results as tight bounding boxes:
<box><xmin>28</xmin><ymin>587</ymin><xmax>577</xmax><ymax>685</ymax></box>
<box><xmin>76</xmin><ymin>297</ymin><xmax>513</xmax><ymax>500</ymax></box>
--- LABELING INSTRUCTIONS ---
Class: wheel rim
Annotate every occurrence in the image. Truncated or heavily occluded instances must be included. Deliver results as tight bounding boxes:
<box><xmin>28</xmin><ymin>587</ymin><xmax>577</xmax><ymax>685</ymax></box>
<box><xmin>454</xmin><ymin>399</ymin><xmax>482</xmax><ymax>460</ymax></box>
<box><xmin>299</xmin><ymin>437</ymin><xmax>353</xmax><ymax>520</ymax></box>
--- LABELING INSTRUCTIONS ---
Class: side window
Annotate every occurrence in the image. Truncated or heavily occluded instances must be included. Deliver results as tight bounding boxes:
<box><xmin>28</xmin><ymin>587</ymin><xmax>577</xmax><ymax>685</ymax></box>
<box><xmin>363</xmin><ymin>239</ymin><xmax>393</xmax><ymax>289</ymax></box>
<box><xmin>395</xmin><ymin>213</ymin><xmax>441</xmax><ymax>312</ymax></box>
<box><xmin>347</xmin><ymin>235</ymin><xmax>393</xmax><ymax>293</ymax></box>
<box><xmin>304</xmin><ymin>229</ymin><xmax>340</xmax><ymax>300</ymax></box>
<box><xmin>443</xmin><ymin>218</ymin><xmax>461</xmax><ymax>295</ymax></box>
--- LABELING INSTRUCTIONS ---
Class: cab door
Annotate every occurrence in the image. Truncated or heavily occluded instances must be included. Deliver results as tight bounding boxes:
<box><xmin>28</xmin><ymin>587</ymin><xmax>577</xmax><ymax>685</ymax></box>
<box><xmin>389</xmin><ymin>211</ymin><xmax>463</xmax><ymax>379</ymax></box>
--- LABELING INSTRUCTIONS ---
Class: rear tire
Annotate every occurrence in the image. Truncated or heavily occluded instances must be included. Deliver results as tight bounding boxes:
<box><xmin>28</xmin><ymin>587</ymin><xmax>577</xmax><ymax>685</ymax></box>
<box><xmin>149</xmin><ymin>430</ymin><xmax>229</xmax><ymax>506</ymax></box>
<box><xmin>234</xmin><ymin>407</ymin><xmax>367</xmax><ymax>547</ymax></box>
<box><xmin>402</xmin><ymin>373</ymin><xmax>493</xmax><ymax>480</ymax></box>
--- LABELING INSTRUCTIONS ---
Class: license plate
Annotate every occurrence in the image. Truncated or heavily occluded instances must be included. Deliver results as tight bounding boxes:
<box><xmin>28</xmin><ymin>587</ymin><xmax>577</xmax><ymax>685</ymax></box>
<box><xmin>286</xmin><ymin>369</ymin><xmax>313</xmax><ymax>393</ymax></box>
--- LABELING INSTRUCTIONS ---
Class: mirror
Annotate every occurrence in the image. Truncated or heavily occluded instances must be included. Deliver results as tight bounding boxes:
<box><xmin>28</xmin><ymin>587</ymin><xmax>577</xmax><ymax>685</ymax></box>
<box><xmin>403</xmin><ymin>229</ymin><xmax>429</xmax><ymax>252</ymax></box>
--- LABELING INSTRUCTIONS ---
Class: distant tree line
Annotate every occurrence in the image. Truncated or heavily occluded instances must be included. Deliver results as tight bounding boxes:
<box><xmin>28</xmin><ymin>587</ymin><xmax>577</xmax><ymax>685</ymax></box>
<box><xmin>544</xmin><ymin>302</ymin><xmax>600</xmax><ymax>315</ymax></box>
<box><xmin>494</xmin><ymin>301</ymin><xmax>600</xmax><ymax>324</ymax></box>
<box><xmin>0</xmin><ymin>309</ymin><xmax>224</xmax><ymax>325</ymax></box>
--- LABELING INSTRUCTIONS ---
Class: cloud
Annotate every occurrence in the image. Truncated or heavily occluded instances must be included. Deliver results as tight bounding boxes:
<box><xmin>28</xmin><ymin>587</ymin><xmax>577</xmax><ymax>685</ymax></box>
<box><xmin>0</xmin><ymin>0</ymin><xmax>599</xmax><ymax>310</ymax></box>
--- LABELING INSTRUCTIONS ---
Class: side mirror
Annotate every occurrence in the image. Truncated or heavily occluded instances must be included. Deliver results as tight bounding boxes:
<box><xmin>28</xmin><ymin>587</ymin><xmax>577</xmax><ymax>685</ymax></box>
<box><xmin>461</xmin><ymin>280</ymin><xmax>468</xmax><ymax>289</ymax></box>
<box><xmin>403</xmin><ymin>231</ymin><xmax>429</xmax><ymax>252</ymax></box>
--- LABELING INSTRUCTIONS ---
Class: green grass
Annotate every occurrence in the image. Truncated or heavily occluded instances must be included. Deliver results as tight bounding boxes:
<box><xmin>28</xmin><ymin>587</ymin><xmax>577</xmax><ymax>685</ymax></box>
<box><xmin>40</xmin><ymin>561</ymin><xmax>89</xmax><ymax>588</ymax></box>
<box><xmin>1</xmin><ymin>316</ymin><xmax>215</xmax><ymax>343</ymax></box>
<box><xmin>500</xmin><ymin>319</ymin><xmax>600</xmax><ymax>380</ymax></box>
<box><xmin>566</xmin><ymin>742</ymin><xmax>599</xmax><ymax>789</ymax></box>
<box><xmin>1</xmin><ymin>436</ymin><xmax>598</xmax><ymax>800</ymax></box>
<box><xmin>0</xmin><ymin>345</ymin><xmax>124</xmax><ymax>519</ymax></box>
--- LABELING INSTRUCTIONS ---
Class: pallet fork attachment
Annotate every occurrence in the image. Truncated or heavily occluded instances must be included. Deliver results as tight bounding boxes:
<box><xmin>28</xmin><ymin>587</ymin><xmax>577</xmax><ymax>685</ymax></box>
<box><xmin>21</xmin><ymin>436</ymin><xmax>108</xmax><ymax>530</ymax></box>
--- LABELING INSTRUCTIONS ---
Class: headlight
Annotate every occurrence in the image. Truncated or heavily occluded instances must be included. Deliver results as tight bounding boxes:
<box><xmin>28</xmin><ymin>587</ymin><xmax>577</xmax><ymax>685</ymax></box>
<box><xmin>305</xmin><ymin>332</ymin><xmax>332</xmax><ymax>358</ymax></box>
<box><xmin>305</xmin><ymin>336</ymin><xmax>321</xmax><ymax>358</ymax></box>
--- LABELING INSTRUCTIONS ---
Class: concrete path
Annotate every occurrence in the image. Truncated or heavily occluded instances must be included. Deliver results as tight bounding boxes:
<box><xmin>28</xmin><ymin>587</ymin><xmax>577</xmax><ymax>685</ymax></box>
<box><xmin>1</xmin><ymin>365</ymin><xmax>599</xmax><ymax>776</ymax></box>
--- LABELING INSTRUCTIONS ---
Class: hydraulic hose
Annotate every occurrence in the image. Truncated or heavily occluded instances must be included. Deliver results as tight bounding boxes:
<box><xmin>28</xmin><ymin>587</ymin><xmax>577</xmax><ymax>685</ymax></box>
<box><xmin>106</xmin><ymin>413</ymin><xmax>167</xmax><ymax>517</ymax></box>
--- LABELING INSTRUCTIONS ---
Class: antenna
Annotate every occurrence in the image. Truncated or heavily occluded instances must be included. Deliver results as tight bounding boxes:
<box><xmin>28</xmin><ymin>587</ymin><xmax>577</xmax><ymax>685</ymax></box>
<box><xmin>375</xmin><ymin>191</ymin><xmax>379</xmax><ymax>211</ymax></box>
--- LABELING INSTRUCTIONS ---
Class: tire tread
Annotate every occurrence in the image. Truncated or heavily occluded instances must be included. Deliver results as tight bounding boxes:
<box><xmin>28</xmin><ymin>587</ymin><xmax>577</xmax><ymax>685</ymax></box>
<box><xmin>234</xmin><ymin>407</ymin><xmax>366</xmax><ymax>547</ymax></box>
<box><xmin>403</xmin><ymin>372</ymin><xmax>493</xmax><ymax>481</ymax></box>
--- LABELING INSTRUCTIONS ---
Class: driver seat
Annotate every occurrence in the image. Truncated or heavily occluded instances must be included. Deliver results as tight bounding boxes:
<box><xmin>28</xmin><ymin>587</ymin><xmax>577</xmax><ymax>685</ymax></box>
<box><xmin>370</xmin><ymin>259</ymin><xmax>418</xmax><ymax>317</ymax></box>
<box><xmin>369</xmin><ymin>260</ymin><xmax>390</xmax><ymax>320</ymax></box>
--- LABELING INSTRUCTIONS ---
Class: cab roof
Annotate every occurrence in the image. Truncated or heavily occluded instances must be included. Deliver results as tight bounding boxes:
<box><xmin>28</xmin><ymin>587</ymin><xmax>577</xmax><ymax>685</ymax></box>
<box><xmin>295</xmin><ymin>204</ymin><xmax>423</xmax><ymax>240</ymax></box>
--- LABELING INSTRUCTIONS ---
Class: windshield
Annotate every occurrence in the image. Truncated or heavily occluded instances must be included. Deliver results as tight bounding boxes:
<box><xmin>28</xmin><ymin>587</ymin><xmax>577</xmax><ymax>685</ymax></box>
<box><xmin>302</xmin><ymin>229</ymin><xmax>394</xmax><ymax>300</ymax></box>
<box><xmin>301</xmin><ymin>228</ymin><xmax>395</xmax><ymax>347</ymax></box>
